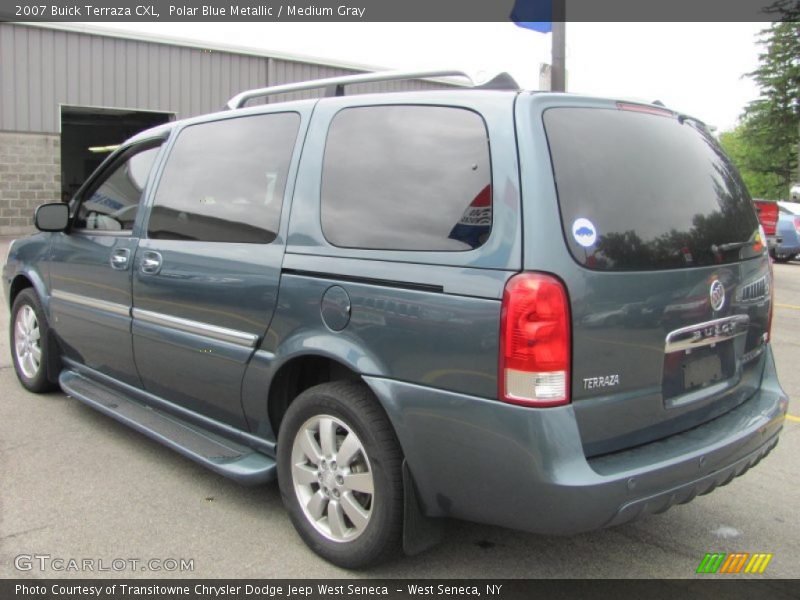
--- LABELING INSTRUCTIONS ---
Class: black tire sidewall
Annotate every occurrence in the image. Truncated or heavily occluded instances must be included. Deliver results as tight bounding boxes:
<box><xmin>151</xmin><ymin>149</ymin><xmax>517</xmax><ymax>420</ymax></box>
<box><xmin>10</xmin><ymin>289</ymin><xmax>53</xmax><ymax>392</ymax></box>
<box><xmin>277</xmin><ymin>382</ymin><xmax>402</xmax><ymax>569</ymax></box>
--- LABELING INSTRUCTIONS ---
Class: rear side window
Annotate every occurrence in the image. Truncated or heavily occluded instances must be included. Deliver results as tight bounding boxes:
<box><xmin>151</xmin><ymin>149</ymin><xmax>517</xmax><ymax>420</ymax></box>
<box><xmin>543</xmin><ymin>107</ymin><xmax>762</xmax><ymax>271</ymax></box>
<box><xmin>148</xmin><ymin>112</ymin><xmax>299</xmax><ymax>244</ymax></box>
<box><xmin>321</xmin><ymin>105</ymin><xmax>492</xmax><ymax>251</ymax></box>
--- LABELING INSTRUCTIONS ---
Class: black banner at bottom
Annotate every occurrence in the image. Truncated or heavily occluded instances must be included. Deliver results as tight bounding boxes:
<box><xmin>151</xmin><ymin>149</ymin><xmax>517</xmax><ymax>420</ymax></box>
<box><xmin>2</xmin><ymin>579</ymin><xmax>799</xmax><ymax>600</ymax></box>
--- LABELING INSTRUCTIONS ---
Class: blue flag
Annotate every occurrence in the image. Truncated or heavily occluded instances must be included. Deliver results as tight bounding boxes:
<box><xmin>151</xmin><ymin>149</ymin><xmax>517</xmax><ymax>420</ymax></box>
<box><xmin>510</xmin><ymin>0</ymin><xmax>552</xmax><ymax>33</ymax></box>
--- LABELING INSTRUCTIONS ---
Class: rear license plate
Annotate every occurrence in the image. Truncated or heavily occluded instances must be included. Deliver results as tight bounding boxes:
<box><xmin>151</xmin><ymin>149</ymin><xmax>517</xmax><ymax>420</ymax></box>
<box><xmin>683</xmin><ymin>354</ymin><xmax>722</xmax><ymax>388</ymax></box>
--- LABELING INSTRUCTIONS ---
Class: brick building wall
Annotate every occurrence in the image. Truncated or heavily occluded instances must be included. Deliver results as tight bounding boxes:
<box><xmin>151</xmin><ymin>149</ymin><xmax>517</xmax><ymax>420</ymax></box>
<box><xmin>0</xmin><ymin>132</ymin><xmax>60</xmax><ymax>236</ymax></box>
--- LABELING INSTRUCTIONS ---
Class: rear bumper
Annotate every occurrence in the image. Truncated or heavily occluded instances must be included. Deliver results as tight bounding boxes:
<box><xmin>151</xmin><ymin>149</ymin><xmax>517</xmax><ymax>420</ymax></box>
<box><xmin>365</xmin><ymin>346</ymin><xmax>788</xmax><ymax>535</ymax></box>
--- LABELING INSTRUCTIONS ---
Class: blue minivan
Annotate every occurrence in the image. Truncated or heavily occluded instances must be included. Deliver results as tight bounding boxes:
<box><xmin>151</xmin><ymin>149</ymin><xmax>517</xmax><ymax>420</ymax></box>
<box><xmin>4</xmin><ymin>71</ymin><xmax>789</xmax><ymax>568</ymax></box>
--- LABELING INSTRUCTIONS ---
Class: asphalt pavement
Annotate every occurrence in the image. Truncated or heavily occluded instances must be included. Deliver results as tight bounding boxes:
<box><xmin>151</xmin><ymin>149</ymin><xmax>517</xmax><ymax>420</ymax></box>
<box><xmin>0</xmin><ymin>237</ymin><xmax>798</xmax><ymax>579</ymax></box>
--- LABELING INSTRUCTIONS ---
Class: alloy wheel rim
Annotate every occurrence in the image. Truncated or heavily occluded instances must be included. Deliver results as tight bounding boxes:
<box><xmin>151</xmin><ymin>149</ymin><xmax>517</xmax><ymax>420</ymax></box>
<box><xmin>291</xmin><ymin>414</ymin><xmax>374</xmax><ymax>543</ymax></box>
<box><xmin>14</xmin><ymin>305</ymin><xmax>41</xmax><ymax>379</ymax></box>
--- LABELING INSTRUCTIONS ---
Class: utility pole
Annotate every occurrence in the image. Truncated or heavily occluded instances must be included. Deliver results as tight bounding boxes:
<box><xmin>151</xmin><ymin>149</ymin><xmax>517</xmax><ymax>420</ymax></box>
<box><xmin>551</xmin><ymin>22</ymin><xmax>566</xmax><ymax>92</ymax></box>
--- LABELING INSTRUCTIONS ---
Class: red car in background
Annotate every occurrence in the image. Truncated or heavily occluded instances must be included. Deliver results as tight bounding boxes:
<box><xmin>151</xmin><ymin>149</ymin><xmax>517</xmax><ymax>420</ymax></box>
<box><xmin>753</xmin><ymin>199</ymin><xmax>781</xmax><ymax>254</ymax></box>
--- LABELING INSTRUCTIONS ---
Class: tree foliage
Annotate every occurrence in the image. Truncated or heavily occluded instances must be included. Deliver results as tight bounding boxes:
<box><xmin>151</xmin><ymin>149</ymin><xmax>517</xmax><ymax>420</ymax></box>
<box><xmin>720</xmin><ymin>126</ymin><xmax>786</xmax><ymax>198</ymax></box>
<box><xmin>721</xmin><ymin>18</ymin><xmax>799</xmax><ymax>200</ymax></box>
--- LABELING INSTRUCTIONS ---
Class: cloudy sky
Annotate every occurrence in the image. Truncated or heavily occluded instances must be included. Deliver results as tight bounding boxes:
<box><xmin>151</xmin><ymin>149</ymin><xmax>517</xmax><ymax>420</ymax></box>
<box><xmin>88</xmin><ymin>22</ymin><xmax>766</xmax><ymax>132</ymax></box>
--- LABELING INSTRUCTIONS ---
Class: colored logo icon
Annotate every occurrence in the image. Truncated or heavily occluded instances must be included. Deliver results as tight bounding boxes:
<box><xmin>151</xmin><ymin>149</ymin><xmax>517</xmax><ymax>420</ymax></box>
<box><xmin>572</xmin><ymin>218</ymin><xmax>597</xmax><ymax>248</ymax></box>
<box><xmin>696</xmin><ymin>552</ymin><xmax>773</xmax><ymax>574</ymax></box>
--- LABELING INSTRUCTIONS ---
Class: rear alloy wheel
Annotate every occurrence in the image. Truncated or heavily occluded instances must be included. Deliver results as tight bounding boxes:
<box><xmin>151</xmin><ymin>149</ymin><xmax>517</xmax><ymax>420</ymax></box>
<box><xmin>277</xmin><ymin>381</ymin><xmax>403</xmax><ymax>569</ymax></box>
<box><xmin>10</xmin><ymin>289</ymin><xmax>57</xmax><ymax>393</ymax></box>
<box><xmin>291</xmin><ymin>415</ymin><xmax>374</xmax><ymax>542</ymax></box>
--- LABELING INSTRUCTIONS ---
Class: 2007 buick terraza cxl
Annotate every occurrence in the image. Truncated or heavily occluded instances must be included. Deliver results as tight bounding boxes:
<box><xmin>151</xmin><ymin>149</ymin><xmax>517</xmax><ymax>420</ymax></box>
<box><xmin>4</xmin><ymin>71</ymin><xmax>789</xmax><ymax>568</ymax></box>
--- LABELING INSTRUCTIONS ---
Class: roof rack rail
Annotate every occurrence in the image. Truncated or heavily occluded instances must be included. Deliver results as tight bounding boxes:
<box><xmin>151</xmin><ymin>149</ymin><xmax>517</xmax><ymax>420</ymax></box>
<box><xmin>226</xmin><ymin>69</ymin><xmax>518</xmax><ymax>109</ymax></box>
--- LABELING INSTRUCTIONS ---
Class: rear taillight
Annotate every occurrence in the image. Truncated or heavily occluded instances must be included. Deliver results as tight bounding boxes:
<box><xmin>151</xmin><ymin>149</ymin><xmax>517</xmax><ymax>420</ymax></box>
<box><xmin>754</xmin><ymin>225</ymin><xmax>766</xmax><ymax>253</ymax></box>
<box><xmin>499</xmin><ymin>273</ymin><xmax>571</xmax><ymax>407</ymax></box>
<box><xmin>793</xmin><ymin>217</ymin><xmax>800</xmax><ymax>235</ymax></box>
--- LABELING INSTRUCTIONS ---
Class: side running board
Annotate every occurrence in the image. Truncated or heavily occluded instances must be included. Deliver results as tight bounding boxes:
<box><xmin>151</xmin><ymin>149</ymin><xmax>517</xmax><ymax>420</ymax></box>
<box><xmin>59</xmin><ymin>370</ymin><xmax>276</xmax><ymax>485</ymax></box>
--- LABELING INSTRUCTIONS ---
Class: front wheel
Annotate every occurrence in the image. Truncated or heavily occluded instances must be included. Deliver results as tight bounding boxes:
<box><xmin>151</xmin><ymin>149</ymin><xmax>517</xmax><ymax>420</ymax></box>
<box><xmin>10</xmin><ymin>289</ymin><xmax>57</xmax><ymax>393</ymax></box>
<box><xmin>277</xmin><ymin>381</ymin><xmax>403</xmax><ymax>569</ymax></box>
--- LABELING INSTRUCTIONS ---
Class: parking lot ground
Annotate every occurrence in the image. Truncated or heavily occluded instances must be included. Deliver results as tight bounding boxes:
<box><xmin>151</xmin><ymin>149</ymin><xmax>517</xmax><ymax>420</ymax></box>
<box><xmin>0</xmin><ymin>237</ymin><xmax>798</xmax><ymax>578</ymax></box>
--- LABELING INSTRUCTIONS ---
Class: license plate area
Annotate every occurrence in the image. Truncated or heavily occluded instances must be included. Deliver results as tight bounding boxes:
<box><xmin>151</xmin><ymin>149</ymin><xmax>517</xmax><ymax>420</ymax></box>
<box><xmin>683</xmin><ymin>354</ymin><xmax>722</xmax><ymax>388</ymax></box>
<box><xmin>662</xmin><ymin>341</ymin><xmax>735</xmax><ymax>400</ymax></box>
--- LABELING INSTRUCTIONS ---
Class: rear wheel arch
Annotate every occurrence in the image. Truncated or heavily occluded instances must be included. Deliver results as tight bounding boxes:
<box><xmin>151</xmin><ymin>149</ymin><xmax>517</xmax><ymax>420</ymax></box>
<box><xmin>268</xmin><ymin>354</ymin><xmax>363</xmax><ymax>438</ymax></box>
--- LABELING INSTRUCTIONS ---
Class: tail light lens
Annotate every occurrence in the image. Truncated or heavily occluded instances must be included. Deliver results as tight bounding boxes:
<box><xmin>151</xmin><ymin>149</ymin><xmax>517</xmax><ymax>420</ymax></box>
<box><xmin>793</xmin><ymin>217</ymin><xmax>800</xmax><ymax>235</ymax></box>
<box><xmin>499</xmin><ymin>273</ymin><xmax>571</xmax><ymax>407</ymax></box>
<box><xmin>754</xmin><ymin>225</ymin><xmax>766</xmax><ymax>253</ymax></box>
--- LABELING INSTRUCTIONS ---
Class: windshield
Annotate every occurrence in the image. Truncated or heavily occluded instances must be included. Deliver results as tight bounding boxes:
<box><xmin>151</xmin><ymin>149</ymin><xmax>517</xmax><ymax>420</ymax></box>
<box><xmin>544</xmin><ymin>107</ymin><xmax>763</xmax><ymax>271</ymax></box>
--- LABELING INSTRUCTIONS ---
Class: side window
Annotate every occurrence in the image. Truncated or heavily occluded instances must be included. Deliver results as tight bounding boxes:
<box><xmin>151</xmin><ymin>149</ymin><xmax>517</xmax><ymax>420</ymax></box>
<box><xmin>321</xmin><ymin>105</ymin><xmax>492</xmax><ymax>251</ymax></box>
<box><xmin>75</xmin><ymin>144</ymin><xmax>161</xmax><ymax>232</ymax></box>
<box><xmin>148</xmin><ymin>112</ymin><xmax>300</xmax><ymax>244</ymax></box>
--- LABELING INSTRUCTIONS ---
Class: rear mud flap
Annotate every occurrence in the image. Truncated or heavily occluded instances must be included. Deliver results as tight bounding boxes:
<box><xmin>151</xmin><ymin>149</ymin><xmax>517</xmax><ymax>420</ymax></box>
<box><xmin>403</xmin><ymin>460</ymin><xmax>444</xmax><ymax>556</ymax></box>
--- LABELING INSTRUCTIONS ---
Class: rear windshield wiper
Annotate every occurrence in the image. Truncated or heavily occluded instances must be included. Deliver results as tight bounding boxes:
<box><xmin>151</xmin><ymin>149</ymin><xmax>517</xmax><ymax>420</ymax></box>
<box><xmin>711</xmin><ymin>241</ymin><xmax>752</xmax><ymax>252</ymax></box>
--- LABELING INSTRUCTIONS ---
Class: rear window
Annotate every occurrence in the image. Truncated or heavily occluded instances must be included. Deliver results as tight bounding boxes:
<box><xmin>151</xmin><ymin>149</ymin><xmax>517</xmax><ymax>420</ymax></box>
<box><xmin>321</xmin><ymin>105</ymin><xmax>492</xmax><ymax>252</ymax></box>
<box><xmin>544</xmin><ymin>107</ymin><xmax>762</xmax><ymax>271</ymax></box>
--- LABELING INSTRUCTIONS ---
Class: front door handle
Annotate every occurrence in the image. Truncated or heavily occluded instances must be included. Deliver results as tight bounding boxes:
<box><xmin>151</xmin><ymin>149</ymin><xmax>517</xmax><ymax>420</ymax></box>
<box><xmin>140</xmin><ymin>251</ymin><xmax>163</xmax><ymax>275</ymax></box>
<box><xmin>110</xmin><ymin>248</ymin><xmax>131</xmax><ymax>270</ymax></box>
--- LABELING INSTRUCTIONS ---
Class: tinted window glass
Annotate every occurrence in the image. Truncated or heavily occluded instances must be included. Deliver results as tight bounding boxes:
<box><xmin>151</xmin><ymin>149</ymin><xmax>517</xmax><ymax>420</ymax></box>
<box><xmin>544</xmin><ymin>107</ymin><xmax>762</xmax><ymax>271</ymax></box>
<box><xmin>76</xmin><ymin>145</ymin><xmax>160</xmax><ymax>231</ymax></box>
<box><xmin>321</xmin><ymin>105</ymin><xmax>491</xmax><ymax>251</ymax></box>
<box><xmin>149</xmin><ymin>113</ymin><xmax>299</xmax><ymax>243</ymax></box>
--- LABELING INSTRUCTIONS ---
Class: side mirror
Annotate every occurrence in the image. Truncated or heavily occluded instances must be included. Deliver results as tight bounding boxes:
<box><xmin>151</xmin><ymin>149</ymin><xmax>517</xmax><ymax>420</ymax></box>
<box><xmin>34</xmin><ymin>203</ymin><xmax>70</xmax><ymax>232</ymax></box>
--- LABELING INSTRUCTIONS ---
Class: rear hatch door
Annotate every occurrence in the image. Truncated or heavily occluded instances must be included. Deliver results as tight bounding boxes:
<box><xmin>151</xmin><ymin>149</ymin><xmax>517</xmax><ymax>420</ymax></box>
<box><xmin>523</xmin><ymin>98</ymin><xmax>771</xmax><ymax>457</ymax></box>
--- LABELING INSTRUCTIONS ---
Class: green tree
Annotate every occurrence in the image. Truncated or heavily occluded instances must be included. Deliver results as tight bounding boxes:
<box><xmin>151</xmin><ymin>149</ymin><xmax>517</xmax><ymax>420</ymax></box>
<box><xmin>720</xmin><ymin>125</ymin><xmax>786</xmax><ymax>198</ymax></box>
<box><xmin>738</xmin><ymin>19</ymin><xmax>800</xmax><ymax>199</ymax></box>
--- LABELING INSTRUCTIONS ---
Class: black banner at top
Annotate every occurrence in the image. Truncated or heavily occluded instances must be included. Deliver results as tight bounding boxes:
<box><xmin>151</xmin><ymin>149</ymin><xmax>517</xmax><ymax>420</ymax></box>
<box><xmin>1</xmin><ymin>0</ymin><xmax>799</xmax><ymax>22</ymax></box>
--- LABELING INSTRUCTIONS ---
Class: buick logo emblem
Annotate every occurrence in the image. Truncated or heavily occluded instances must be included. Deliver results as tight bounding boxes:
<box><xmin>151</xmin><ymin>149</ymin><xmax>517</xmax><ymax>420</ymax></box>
<box><xmin>710</xmin><ymin>280</ymin><xmax>725</xmax><ymax>311</ymax></box>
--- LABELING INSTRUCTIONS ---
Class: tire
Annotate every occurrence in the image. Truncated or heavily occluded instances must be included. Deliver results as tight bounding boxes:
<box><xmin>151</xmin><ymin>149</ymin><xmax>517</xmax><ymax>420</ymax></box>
<box><xmin>10</xmin><ymin>288</ymin><xmax>57</xmax><ymax>393</ymax></box>
<box><xmin>277</xmin><ymin>381</ymin><xmax>403</xmax><ymax>569</ymax></box>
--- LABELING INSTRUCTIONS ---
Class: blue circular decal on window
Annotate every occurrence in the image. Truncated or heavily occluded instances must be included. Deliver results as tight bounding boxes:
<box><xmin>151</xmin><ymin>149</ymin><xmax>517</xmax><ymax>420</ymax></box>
<box><xmin>572</xmin><ymin>218</ymin><xmax>597</xmax><ymax>248</ymax></box>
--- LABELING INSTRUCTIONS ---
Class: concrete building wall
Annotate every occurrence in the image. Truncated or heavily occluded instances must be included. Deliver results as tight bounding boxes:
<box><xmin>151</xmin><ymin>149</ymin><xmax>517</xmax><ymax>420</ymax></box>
<box><xmin>0</xmin><ymin>132</ymin><xmax>60</xmax><ymax>236</ymax></box>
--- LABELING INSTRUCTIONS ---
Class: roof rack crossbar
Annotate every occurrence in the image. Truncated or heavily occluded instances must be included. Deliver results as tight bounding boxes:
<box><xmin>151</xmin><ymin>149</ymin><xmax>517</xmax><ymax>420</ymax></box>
<box><xmin>226</xmin><ymin>69</ymin><xmax>475</xmax><ymax>109</ymax></box>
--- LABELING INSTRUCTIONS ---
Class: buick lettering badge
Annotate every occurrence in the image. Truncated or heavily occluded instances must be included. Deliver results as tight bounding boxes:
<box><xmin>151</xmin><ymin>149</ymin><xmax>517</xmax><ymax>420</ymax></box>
<box><xmin>710</xmin><ymin>280</ymin><xmax>725</xmax><ymax>311</ymax></box>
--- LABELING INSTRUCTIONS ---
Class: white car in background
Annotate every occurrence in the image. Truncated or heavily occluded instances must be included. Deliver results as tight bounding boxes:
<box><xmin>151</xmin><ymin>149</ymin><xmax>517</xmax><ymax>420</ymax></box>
<box><xmin>791</xmin><ymin>182</ymin><xmax>800</xmax><ymax>201</ymax></box>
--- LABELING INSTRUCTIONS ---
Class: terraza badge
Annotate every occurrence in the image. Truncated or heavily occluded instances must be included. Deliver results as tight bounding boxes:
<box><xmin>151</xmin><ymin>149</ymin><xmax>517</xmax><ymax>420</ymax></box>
<box><xmin>583</xmin><ymin>374</ymin><xmax>620</xmax><ymax>390</ymax></box>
